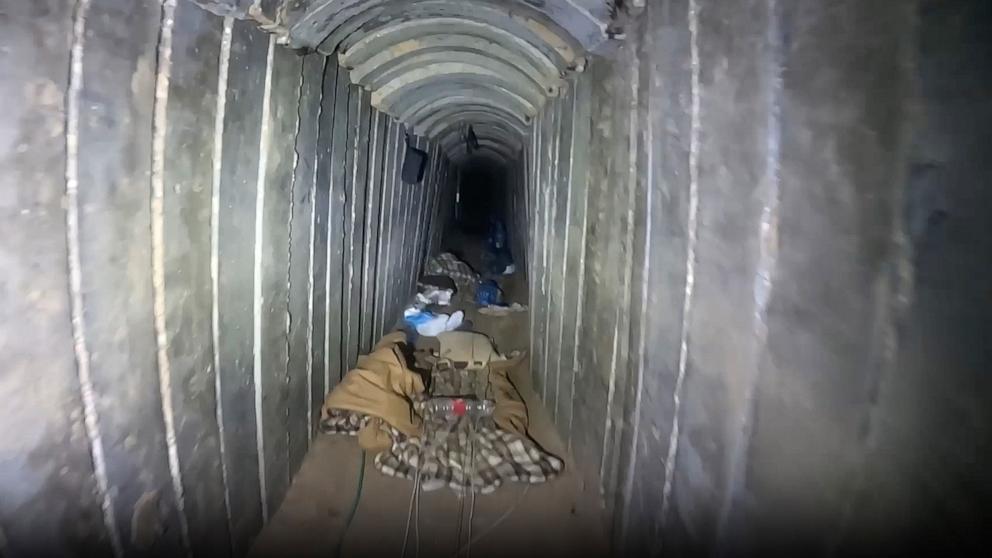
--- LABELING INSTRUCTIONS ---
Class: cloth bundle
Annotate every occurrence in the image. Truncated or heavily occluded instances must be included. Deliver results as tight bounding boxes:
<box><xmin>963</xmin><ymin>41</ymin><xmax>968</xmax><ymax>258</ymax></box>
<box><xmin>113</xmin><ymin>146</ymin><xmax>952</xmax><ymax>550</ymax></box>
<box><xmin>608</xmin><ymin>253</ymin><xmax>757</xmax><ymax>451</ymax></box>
<box><xmin>318</xmin><ymin>334</ymin><xmax>563</xmax><ymax>493</ymax></box>
<box><xmin>425</xmin><ymin>252</ymin><xmax>479</xmax><ymax>291</ymax></box>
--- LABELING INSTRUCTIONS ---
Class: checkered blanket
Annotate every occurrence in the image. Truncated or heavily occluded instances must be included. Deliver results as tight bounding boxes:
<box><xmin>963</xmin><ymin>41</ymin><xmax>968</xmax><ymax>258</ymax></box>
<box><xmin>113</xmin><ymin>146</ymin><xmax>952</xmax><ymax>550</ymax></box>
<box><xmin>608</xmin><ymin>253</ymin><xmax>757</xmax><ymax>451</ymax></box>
<box><xmin>425</xmin><ymin>252</ymin><xmax>479</xmax><ymax>290</ymax></box>
<box><xmin>319</xmin><ymin>401</ymin><xmax>563</xmax><ymax>494</ymax></box>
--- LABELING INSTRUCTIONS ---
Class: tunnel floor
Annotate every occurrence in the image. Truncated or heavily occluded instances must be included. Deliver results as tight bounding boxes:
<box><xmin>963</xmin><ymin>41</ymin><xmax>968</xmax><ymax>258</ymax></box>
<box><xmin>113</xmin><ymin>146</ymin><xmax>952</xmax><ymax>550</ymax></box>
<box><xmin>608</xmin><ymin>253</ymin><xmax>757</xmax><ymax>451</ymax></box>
<box><xmin>249</xmin><ymin>235</ymin><xmax>605</xmax><ymax>557</ymax></box>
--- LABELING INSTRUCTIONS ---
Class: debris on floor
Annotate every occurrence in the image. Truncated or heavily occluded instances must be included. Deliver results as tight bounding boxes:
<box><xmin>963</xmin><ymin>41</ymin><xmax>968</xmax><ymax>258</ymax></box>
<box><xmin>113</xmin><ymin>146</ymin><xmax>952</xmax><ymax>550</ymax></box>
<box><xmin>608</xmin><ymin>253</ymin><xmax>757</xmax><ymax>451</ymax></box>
<box><xmin>426</xmin><ymin>252</ymin><xmax>479</xmax><ymax>293</ymax></box>
<box><xmin>415</xmin><ymin>285</ymin><xmax>453</xmax><ymax>307</ymax></box>
<box><xmin>478</xmin><ymin>302</ymin><xmax>528</xmax><ymax>316</ymax></box>
<box><xmin>475</xmin><ymin>279</ymin><xmax>503</xmax><ymax>306</ymax></box>
<box><xmin>435</xmin><ymin>331</ymin><xmax>505</xmax><ymax>366</ymax></box>
<box><xmin>403</xmin><ymin>307</ymin><xmax>464</xmax><ymax>337</ymax></box>
<box><xmin>417</xmin><ymin>274</ymin><xmax>457</xmax><ymax>293</ymax></box>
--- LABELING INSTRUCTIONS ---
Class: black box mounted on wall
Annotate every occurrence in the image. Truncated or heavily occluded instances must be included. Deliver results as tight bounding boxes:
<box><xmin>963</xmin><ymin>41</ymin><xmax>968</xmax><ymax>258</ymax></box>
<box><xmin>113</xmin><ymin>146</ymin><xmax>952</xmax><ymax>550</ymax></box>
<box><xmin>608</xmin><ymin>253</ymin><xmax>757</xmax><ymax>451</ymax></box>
<box><xmin>401</xmin><ymin>140</ymin><xmax>427</xmax><ymax>184</ymax></box>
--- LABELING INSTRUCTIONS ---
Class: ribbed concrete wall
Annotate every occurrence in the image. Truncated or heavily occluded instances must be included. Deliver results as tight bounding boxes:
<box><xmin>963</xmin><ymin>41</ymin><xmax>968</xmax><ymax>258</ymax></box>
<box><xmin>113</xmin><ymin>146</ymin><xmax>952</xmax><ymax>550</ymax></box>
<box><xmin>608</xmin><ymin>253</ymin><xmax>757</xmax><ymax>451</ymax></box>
<box><xmin>518</xmin><ymin>0</ymin><xmax>927</xmax><ymax>554</ymax></box>
<box><xmin>0</xmin><ymin>0</ymin><xmax>452</xmax><ymax>555</ymax></box>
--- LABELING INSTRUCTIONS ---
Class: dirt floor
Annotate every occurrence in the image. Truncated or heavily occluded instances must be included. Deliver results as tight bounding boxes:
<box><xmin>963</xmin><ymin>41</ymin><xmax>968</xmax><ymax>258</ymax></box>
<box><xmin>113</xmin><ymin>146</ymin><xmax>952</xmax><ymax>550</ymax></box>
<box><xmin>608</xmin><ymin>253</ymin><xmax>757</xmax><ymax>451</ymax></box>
<box><xmin>250</xmin><ymin>235</ymin><xmax>608</xmax><ymax>558</ymax></box>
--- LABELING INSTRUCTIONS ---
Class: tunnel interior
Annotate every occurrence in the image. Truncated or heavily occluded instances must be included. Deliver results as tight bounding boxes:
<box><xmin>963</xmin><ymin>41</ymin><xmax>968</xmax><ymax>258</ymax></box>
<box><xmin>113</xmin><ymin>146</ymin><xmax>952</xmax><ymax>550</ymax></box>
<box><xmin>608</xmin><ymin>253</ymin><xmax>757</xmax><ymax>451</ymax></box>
<box><xmin>3</xmin><ymin>0</ymin><xmax>992</xmax><ymax>556</ymax></box>
<box><xmin>453</xmin><ymin>157</ymin><xmax>511</xmax><ymax>238</ymax></box>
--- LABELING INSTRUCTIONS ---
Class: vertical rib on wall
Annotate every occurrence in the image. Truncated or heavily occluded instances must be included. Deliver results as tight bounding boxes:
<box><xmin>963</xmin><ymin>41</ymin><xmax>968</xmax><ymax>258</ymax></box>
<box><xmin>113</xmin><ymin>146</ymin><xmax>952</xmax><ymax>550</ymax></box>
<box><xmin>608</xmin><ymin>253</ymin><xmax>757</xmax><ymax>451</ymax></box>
<box><xmin>0</xmin><ymin>0</ymin><xmax>452</xmax><ymax>555</ymax></box>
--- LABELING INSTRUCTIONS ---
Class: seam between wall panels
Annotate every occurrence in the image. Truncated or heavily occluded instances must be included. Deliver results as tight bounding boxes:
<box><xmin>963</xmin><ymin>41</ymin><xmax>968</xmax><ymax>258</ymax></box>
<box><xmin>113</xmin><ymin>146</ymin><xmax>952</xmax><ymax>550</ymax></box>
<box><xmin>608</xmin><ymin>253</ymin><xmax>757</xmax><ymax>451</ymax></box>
<box><xmin>535</xmin><ymin>120</ymin><xmax>542</xmax><ymax>386</ymax></box>
<box><xmin>437</xmin><ymin>157</ymin><xmax>447</xmax><ymax>254</ymax></box>
<box><xmin>371</xmin><ymin>120</ymin><xmax>391</xmax><ymax>339</ymax></box>
<box><xmin>661</xmin><ymin>0</ymin><xmax>702</xmax><ymax>529</ymax></box>
<box><xmin>599</xmin><ymin>309</ymin><xmax>622</xmax><ymax>499</ymax></box>
<box><xmin>412</xmin><ymin>147</ymin><xmax>430</xmax><ymax>283</ymax></box>
<box><xmin>411</xmin><ymin>140</ymin><xmax>422</xmax><ymax>289</ymax></box>
<box><xmin>376</xmin><ymin>124</ymin><xmax>396</xmax><ymax>338</ymax></box>
<box><xmin>529</xmin><ymin>118</ymin><xmax>541</xmax><ymax>388</ymax></box>
<box><xmin>211</xmin><ymin>15</ymin><xmax>235</xmax><ymax>548</ymax></box>
<box><xmin>252</xmin><ymin>35</ymin><xmax>276</xmax><ymax>522</ymax></box>
<box><xmin>306</xmin><ymin>57</ymin><xmax>327</xmax><ymax>440</ymax></box>
<box><xmin>285</xmin><ymin>54</ymin><xmax>305</xmax><ymax>467</ymax></box>
<box><xmin>621</xmin><ymin>23</ymin><xmax>654</xmax><ymax>547</ymax></box>
<box><xmin>396</xmin><ymin>139</ymin><xmax>413</xmax><ymax>322</ymax></box>
<box><xmin>322</xmin><ymin>67</ymin><xmax>341</xmax><ymax>398</ymax></box>
<box><xmin>390</xmin><ymin>126</ymin><xmax>403</xmax><ymax>332</ymax></box>
<box><xmin>407</xmin><ymin>139</ymin><xmax>423</xmax><ymax>297</ymax></box>
<box><xmin>357</xmin><ymin>115</ymin><xmax>372</xmax><ymax>351</ymax></box>
<box><xmin>65</xmin><ymin>1</ymin><xmax>124</xmax><ymax>555</ymax></box>
<box><xmin>423</xmin><ymin>153</ymin><xmax>431</xmax><ymax>271</ymax></box>
<box><xmin>149</xmin><ymin>1</ymin><xmax>192</xmax><ymax>553</ymax></box>
<box><xmin>542</xmin><ymin>100</ymin><xmax>560</xmax><ymax>406</ymax></box>
<box><xmin>428</xmin><ymin>151</ymin><xmax>441</xmax><ymax>265</ymax></box>
<box><xmin>401</xmin><ymin>140</ymin><xmax>415</xmax><ymax>299</ymax></box>
<box><xmin>527</xmin><ymin>120</ymin><xmax>536</xmax><ymax>386</ymax></box>
<box><xmin>426</xmin><ymin>151</ymin><xmax>438</xmax><ymax>261</ymax></box>
<box><xmin>361</xmin><ymin>115</ymin><xmax>389</xmax><ymax>351</ymax></box>
<box><xmin>360</xmin><ymin>112</ymin><xmax>380</xmax><ymax>351</ymax></box>
<box><xmin>612</xmin><ymin>33</ymin><xmax>643</xmax><ymax>528</ymax></box>
<box><xmin>555</xmin><ymin>91</ymin><xmax>578</xmax><ymax>425</ymax></box>
<box><xmin>397</xmin><ymin>134</ymin><xmax>405</xmax><ymax>308</ymax></box>
<box><xmin>415</xmin><ymin>147</ymin><xmax>439</xmax><ymax>278</ymax></box>
<box><xmin>568</xmin><ymin>78</ymin><xmax>592</xmax><ymax>453</ymax></box>
<box><xmin>530</xmin><ymin>118</ymin><xmax>547</xmax><ymax>392</ymax></box>
<box><xmin>548</xmin><ymin>98</ymin><xmax>562</xmax><ymax>418</ymax></box>
<box><xmin>429</xmin><ymin>151</ymin><xmax>443</xmax><ymax>261</ymax></box>
<box><xmin>323</xmin><ymin>90</ymin><xmax>334</xmax><ymax>400</ymax></box>
<box><xmin>540</xmin><ymin>108</ymin><xmax>556</xmax><ymax>403</ymax></box>
<box><xmin>418</xmin><ymin>142</ymin><xmax>432</xmax><ymax>278</ymax></box>
<box><xmin>343</xmin><ymin>90</ymin><xmax>363</xmax><ymax>373</ymax></box>
<box><xmin>406</xmin><ymin>143</ymin><xmax>422</xmax><ymax>296</ymax></box>
<box><xmin>715</xmin><ymin>0</ymin><xmax>783</xmax><ymax>550</ymax></box>
<box><xmin>599</xmin><ymin>42</ymin><xmax>643</xmax><ymax>511</ymax></box>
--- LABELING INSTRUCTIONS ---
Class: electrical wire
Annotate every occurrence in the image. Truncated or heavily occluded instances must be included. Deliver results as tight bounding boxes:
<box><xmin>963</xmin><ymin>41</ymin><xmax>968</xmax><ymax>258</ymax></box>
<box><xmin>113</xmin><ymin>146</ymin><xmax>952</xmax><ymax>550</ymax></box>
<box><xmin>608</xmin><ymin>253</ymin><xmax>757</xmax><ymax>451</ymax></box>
<box><xmin>466</xmin><ymin>486</ymin><xmax>475</xmax><ymax>558</ymax></box>
<box><xmin>464</xmin><ymin>420</ymin><xmax>478</xmax><ymax>558</ymax></box>
<box><xmin>402</xmin><ymin>437</ymin><xmax>426</xmax><ymax>558</ymax></box>
<box><xmin>455</xmin><ymin>476</ymin><xmax>466</xmax><ymax>555</ymax></box>
<box><xmin>415</xmin><ymin>470</ymin><xmax>422</xmax><ymax>558</ymax></box>
<box><xmin>450</xmin><ymin>417</ymin><xmax>534</xmax><ymax>558</ymax></box>
<box><xmin>335</xmin><ymin>449</ymin><xmax>366</xmax><ymax>558</ymax></box>
<box><xmin>401</xmin><ymin>472</ymin><xmax>420</xmax><ymax>558</ymax></box>
<box><xmin>450</xmin><ymin>485</ymin><xmax>530</xmax><ymax>558</ymax></box>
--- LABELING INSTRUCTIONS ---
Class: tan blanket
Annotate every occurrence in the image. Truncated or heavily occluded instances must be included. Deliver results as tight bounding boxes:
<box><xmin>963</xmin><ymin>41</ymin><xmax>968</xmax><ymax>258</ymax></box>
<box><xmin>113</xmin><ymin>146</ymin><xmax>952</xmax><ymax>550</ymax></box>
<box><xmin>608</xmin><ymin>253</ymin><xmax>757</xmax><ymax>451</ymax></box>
<box><xmin>320</xmin><ymin>333</ymin><xmax>531</xmax><ymax>439</ymax></box>
<box><xmin>319</xmin><ymin>332</ymin><xmax>425</xmax><ymax>449</ymax></box>
<box><xmin>319</xmin><ymin>333</ymin><xmax>563</xmax><ymax>492</ymax></box>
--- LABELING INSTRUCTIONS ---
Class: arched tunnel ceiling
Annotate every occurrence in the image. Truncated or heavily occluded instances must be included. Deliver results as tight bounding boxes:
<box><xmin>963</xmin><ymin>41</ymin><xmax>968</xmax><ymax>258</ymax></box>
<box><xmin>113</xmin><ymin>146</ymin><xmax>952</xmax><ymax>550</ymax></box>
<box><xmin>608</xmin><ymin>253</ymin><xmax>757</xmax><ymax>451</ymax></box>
<box><xmin>247</xmin><ymin>0</ymin><xmax>618</xmax><ymax>164</ymax></box>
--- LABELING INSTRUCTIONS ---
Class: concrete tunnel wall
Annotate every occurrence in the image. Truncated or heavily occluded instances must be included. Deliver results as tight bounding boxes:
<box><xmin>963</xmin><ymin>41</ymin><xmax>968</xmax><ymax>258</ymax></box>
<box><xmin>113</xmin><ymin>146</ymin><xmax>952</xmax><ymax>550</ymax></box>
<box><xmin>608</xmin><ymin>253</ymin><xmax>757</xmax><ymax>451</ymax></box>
<box><xmin>514</xmin><ymin>0</ymin><xmax>991</xmax><ymax>555</ymax></box>
<box><xmin>0</xmin><ymin>0</ymin><xmax>454</xmax><ymax>555</ymax></box>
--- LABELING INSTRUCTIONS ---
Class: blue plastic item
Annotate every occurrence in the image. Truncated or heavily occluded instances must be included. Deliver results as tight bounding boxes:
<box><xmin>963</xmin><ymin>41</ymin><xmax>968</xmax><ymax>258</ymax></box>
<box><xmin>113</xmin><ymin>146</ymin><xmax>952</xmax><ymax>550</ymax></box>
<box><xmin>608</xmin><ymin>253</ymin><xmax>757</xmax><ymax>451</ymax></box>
<box><xmin>403</xmin><ymin>308</ymin><xmax>436</xmax><ymax>327</ymax></box>
<box><xmin>475</xmin><ymin>280</ymin><xmax>503</xmax><ymax>306</ymax></box>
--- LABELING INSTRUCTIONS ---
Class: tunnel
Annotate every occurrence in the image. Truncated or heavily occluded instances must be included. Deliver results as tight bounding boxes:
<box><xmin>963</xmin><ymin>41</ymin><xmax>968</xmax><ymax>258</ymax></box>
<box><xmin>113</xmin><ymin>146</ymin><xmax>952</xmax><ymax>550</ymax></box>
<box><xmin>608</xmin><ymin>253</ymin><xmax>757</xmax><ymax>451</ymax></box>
<box><xmin>2</xmin><ymin>0</ymin><xmax>991</xmax><ymax>556</ymax></box>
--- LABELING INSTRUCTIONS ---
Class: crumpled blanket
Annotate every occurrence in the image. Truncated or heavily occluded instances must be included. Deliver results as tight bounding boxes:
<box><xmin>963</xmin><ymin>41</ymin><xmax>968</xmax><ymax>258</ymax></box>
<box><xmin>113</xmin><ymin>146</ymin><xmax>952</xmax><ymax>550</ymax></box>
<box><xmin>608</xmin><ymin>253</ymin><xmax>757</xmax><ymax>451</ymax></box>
<box><xmin>425</xmin><ymin>252</ymin><xmax>479</xmax><ymax>291</ymax></box>
<box><xmin>319</xmin><ymin>332</ymin><xmax>424</xmax><ymax>449</ymax></box>
<box><xmin>319</xmin><ymin>336</ymin><xmax>563</xmax><ymax>493</ymax></box>
<box><xmin>375</xmin><ymin>413</ymin><xmax>563</xmax><ymax>494</ymax></box>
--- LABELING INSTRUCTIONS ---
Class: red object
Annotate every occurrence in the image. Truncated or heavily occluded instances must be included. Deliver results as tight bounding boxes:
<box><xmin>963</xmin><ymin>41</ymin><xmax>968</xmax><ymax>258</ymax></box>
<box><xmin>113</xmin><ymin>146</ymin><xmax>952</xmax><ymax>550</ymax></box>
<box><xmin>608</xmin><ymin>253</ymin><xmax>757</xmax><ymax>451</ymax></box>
<box><xmin>452</xmin><ymin>398</ymin><xmax>467</xmax><ymax>417</ymax></box>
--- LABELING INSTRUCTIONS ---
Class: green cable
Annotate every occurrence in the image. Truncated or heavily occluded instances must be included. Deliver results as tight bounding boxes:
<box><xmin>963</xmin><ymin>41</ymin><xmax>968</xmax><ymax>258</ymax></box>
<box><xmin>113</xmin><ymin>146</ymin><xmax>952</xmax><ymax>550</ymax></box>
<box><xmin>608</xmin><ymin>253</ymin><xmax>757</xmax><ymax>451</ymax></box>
<box><xmin>335</xmin><ymin>449</ymin><xmax>366</xmax><ymax>558</ymax></box>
